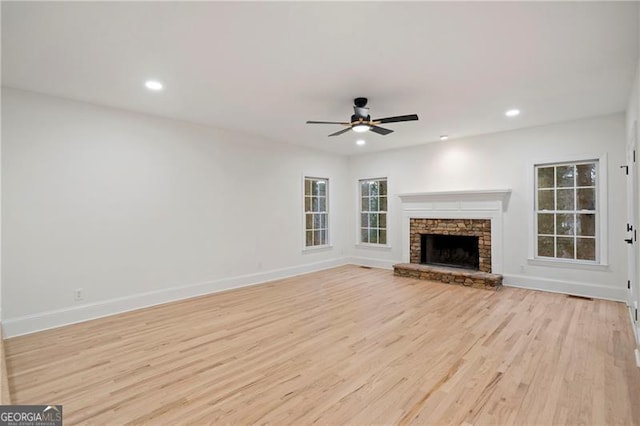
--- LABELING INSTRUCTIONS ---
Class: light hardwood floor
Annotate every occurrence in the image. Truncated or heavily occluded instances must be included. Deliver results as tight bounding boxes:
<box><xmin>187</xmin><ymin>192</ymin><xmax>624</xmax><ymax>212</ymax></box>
<box><xmin>5</xmin><ymin>265</ymin><xmax>640</xmax><ymax>425</ymax></box>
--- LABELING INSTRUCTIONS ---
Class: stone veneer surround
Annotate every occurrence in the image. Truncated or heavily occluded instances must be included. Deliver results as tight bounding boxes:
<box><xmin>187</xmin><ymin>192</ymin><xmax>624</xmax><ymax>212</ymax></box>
<box><xmin>410</xmin><ymin>218</ymin><xmax>492</xmax><ymax>272</ymax></box>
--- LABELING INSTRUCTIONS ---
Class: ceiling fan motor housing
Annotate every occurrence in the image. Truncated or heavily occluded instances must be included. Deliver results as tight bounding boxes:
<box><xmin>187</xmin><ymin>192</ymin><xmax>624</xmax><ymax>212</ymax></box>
<box><xmin>354</xmin><ymin>97</ymin><xmax>368</xmax><ymax>108</ymax></box>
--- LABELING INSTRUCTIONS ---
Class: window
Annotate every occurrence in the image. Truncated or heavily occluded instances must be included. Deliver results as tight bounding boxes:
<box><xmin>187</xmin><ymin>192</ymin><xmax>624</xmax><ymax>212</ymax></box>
<box><xmin>535</xmin><ymin>161</ymin><xmax>598</xmax><ymax>262</ymax></box>
<box><xmin>304</xmin><ymin>177</ymin><xmax>329</xmax><ymax>248</ymax></box>
<box><xmin>360</xmin><ymin>178</ymin><xmax>388</xmax><ymax>245</ymax></box>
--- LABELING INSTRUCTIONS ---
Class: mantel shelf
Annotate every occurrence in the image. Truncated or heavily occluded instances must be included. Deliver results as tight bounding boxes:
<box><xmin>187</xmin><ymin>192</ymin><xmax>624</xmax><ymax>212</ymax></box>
<box><xmin>398</xmin><ymin>189</ymin><xmax>512</xmax><ymax>203</ymax></box>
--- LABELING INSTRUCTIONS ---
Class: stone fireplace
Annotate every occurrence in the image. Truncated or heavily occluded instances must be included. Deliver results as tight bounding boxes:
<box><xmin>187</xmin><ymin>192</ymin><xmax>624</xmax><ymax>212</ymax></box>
<box><xmin>393</xmin><ymin>190</ymin><xmax>511</xmax><ymax>290</ymax></box>
<box><xmin>410</xmin><ymin>218</ymin><xmax>491</xmax><ymax>272</ymax></box>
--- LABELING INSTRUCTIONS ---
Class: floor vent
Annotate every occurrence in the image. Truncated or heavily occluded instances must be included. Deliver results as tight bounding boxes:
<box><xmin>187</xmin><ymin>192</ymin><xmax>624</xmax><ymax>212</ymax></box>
<box><xmin>568</xmin><ymin>294</ymin><xmax>593</xmax><ymax>301</ymax></box>
<box><xmin>359</xmin><ymin>266</ymin><xmax>372</xmax><ymax>269</ymax></box>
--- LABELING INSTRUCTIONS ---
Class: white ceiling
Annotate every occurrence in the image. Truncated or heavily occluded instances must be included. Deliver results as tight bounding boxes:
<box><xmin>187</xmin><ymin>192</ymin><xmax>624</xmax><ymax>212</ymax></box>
<box><xmin>2</xmin><ymin>2</ymin><xmax>638</xmax><ymax>155</ymax></box>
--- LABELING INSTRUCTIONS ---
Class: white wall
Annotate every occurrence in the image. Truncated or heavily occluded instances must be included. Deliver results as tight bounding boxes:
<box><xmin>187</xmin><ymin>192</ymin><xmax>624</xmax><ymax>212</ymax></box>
<box><xmin>625</xmin><ymin>25</ymin><xmax>640</xmax><ymax>347</ymax></box>
<box><xmin>348</xmin><ymin>114</ymin><xmax>628</xmax><ymax>301</ymax></box>
<box><xmin>627</xmin><ymin>71</ymin><xmax>638</xmax><ymax>141</ymax></box>
<box><xmin>0</xmin><ymin>5</ymin><xmax>3</xmax><ymax>325</ymax></box>
<box><xmin>1</xmin><ymin>88</ymin><xmax>349</xmax><ymax>336</ymax></box>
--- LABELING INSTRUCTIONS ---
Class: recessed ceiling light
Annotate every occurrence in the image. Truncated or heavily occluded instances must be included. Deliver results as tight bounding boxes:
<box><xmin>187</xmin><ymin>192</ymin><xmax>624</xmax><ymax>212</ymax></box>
<box><xmin>356</xmin><ymin>139</ymin><xmax>366</xmax><ymax>146</ymax></box>
<box><xmin>505</xmin><ymin>109</ymin><xmax>520</xmax><ymax>117</ymax></box>
<box><xmin>440</xmin><ymin>135</ymin><xmax>449</xmax><ymax>141</ymax></box>
<box><xmin>145</xmin><ymin>80</ymin><xmax>164</xmax><ymax>91</ymax></box>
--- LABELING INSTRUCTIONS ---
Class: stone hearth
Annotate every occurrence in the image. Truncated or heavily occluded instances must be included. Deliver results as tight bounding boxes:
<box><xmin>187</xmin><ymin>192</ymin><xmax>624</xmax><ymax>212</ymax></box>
<box><xmin>393</xmin><ymin>263</ymin><xmax>503</xmax><ymax>290</ymax></box>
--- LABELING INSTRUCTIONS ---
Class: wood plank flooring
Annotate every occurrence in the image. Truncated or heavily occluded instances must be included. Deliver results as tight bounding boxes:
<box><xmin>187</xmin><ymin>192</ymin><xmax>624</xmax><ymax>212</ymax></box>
<box><xmin>5</xmin><ymin>265</ymin><xmax>640</xmax><ymax>425</ymax></box>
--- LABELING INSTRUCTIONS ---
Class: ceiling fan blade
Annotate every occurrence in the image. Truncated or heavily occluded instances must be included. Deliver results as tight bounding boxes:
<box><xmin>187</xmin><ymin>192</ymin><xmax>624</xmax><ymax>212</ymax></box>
<box><xmin>369</xmin><ymin>126</ymin><xmax>394</xmax><ymax>136</ymax></box>
<box><xmin>374</xmin><ymin>114</ymin><xmax>419</xmax><ymax>124</ymax></box>
<box><xmin>306</xmin><ymin>120</ymin><xmax>350</xmax><ymax>125</ymax></box>
<box><xmin>328</xmin><ymin>127</ymin><xmax>353</xmax><ymax>137</ymax></box>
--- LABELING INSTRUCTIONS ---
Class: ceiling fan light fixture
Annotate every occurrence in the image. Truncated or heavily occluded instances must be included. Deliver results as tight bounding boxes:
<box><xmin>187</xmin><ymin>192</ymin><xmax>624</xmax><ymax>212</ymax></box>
<box><xmin>352</xmin><ymin>124</ymin><xmax>370</xmax><ymax>133</ymax></box>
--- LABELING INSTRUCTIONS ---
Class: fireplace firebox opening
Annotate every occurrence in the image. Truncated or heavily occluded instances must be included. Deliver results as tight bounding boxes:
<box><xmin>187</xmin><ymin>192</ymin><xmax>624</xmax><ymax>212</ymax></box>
<box><xmin>420</xmin><ymin>234</ymin><xmax>480</xmax><ymax>270</ymax></box>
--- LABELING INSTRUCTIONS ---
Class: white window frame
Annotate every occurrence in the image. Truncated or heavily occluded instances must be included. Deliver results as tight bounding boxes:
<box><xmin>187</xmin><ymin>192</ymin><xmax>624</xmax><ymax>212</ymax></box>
<box><xmin>527</xmin><ymin>153</ymin><xmax>608</xmax><ymax>269</ymax></box>
<box><xmin>302</xmin><ymin>176</ymin><xmax>331</xmax><ymax>251</ymax></box>
<box><xmin>356</xmin><ymin>177</ymin><xmax>390</xmax><ymax>248</ymax></box>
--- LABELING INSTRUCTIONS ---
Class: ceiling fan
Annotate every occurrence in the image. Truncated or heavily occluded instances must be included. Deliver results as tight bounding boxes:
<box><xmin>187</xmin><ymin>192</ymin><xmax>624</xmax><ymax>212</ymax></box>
<box><xmin>306</xmin><ymin>97</ymin><xmax>419</xmax><ymax>137</ymax></box>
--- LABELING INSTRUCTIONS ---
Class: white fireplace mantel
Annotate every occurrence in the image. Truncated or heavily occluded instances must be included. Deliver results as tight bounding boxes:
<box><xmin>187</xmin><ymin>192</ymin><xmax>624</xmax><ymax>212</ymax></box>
<box><xmin>399</xmin><ymin>189</ymin><xmax>511</xmax><ymax>273</ymax></box>
<box><xmin>398</xmin><ymin>189</ymin><xmax>511</xmax><ymax>205</ymax></box>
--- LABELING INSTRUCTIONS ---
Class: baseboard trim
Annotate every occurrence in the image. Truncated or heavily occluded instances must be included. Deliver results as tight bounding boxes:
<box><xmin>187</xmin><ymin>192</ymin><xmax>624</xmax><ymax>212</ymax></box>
<box><xmin>503</xmin><ymin>274</ymin><xmax>626</xmax><ymax>302</ymax></box>
<box><xmin>346</xmin><ymin>260</ymin><xmax>626</xmax><ymax>302</ymax></box>
<box><xmin>0</xmin><ymin>323</ymin><xmax>11</xmax><ymax>404</ymax></box>
<box><xmin>629</xmin><ymin>303</ymin><xmax>640</xmax><ymax>347</ymax></box>
<box><xmin>2</xmin><ymin>257</ymin><xmax>348</xmax><ymax>338</ymax></box>
<box><xmin>3</xmin><ymin>261</ymin><xmax>627</xmax><ymax>337</ymax></box>
<box><xmin>347</xmin><ymin>256</ymin><xmax>396</xmax><ymax>270</ymax></box>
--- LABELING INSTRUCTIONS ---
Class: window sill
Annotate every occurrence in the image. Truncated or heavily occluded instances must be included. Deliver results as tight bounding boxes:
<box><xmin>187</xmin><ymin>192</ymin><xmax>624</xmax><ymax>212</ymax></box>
<box><xmin>527</xmin><ymin>258</ymin><xmax>610</xmax><ymax>271</ymax></box>
<box><xmin>302</xmin><ymin>244</ymin><xmax>333</xmax><ymax>253</ymax></box>
<box><xmin>354</xmin><ymin>243</ymin><xmax>392</xmax><ymax>251</ymax></box>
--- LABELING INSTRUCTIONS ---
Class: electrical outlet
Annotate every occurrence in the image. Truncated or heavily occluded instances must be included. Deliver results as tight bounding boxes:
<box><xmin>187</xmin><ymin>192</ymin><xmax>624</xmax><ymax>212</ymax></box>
<box><xmin>74</xmin><ymin>288</ymin><xmax>84</xmax><ymax>301</ymax></box>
